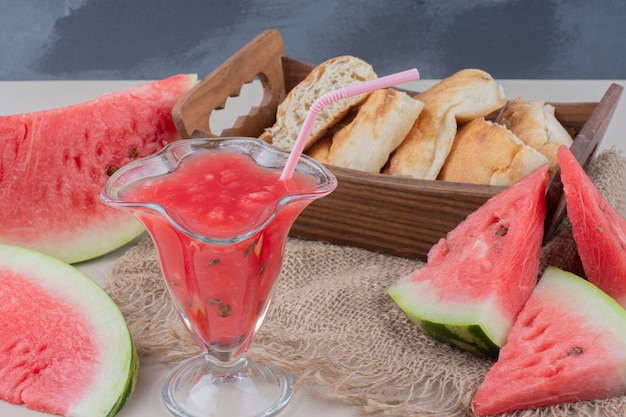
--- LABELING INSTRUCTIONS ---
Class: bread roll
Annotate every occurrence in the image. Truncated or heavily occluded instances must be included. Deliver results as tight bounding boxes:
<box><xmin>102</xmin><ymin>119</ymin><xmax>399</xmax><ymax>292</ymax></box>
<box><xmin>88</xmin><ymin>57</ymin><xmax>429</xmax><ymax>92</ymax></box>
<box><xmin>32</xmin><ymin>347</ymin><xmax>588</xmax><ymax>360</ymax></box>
<box><xmin>438</xmin><ymin>118</ymin><xmax>549</xmax><ymax>186</ymax></box>
<box><xmin>387</xmin><ymin>69</ymin><xmax>506</xmax><ymax>180</ymax></box>
<box><xmin>308</xmin><ymin>88</ymin><xmax>424</xmax><ymax>173</ymax></box>
<box><xmin>306</xmin><ymin>111</ymin><xmax>356</xmax><ymax>164</ymax></box>
<box><xmin>497</xmin><ymin>98</ymin><xmax>573</xmax><ymax>172</ymax></box>
<box><xmin>259</xmin><ymin>55</ymin><xmax>377</xmax><ymax>151</ymax></box>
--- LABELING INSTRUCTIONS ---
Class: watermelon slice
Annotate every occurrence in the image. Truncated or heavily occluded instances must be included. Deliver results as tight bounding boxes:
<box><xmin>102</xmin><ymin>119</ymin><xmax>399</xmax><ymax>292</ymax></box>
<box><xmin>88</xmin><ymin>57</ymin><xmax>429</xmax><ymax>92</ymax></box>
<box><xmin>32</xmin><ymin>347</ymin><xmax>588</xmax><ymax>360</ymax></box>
<box><xmin>0</xmin><ymin>74</ymin><xmax>197</xmax><ymax>264</ymax></box>
<box><xmin>387</xmin><ymin>165</ymin><xmax>548</xmax><ymax>357</ymax></box>
<box><xmin>558</xmin><ymin>145</ymin><xmax>626</xmax><ymax>308</ymax></box>
<box><xmin>0</xmin><ymin>244</ymin><xmax>138</xmax><ymax>417</ymax></box>
<box><xmin>472</xmin><ymin>266</ymin><xmax>626</xmax><ymax>415</ymax></box>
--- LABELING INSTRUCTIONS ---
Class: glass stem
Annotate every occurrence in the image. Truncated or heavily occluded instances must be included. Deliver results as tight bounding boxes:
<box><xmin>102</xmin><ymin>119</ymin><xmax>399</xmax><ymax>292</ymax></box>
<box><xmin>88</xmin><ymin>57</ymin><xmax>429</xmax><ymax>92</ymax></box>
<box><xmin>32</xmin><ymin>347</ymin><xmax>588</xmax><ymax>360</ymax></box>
<box><xmin>203</xmin><ymin>349</ymin><xmax>248</xmax><ymax>374</ymax></box>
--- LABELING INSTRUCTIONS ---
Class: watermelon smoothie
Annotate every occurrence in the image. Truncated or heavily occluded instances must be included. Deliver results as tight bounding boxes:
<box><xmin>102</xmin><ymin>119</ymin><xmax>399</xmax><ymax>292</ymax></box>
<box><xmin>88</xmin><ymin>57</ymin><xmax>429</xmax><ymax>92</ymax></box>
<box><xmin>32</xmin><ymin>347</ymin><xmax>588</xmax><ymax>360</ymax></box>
<box><xmin>102</xmin><ymin>139</ymin><xmax>336</xmax><ymax>417</ymax></box>
<box><xmin>119</xmin><ymin>147</ymin><xmax>320</xmax><ymax>358</ymax></box>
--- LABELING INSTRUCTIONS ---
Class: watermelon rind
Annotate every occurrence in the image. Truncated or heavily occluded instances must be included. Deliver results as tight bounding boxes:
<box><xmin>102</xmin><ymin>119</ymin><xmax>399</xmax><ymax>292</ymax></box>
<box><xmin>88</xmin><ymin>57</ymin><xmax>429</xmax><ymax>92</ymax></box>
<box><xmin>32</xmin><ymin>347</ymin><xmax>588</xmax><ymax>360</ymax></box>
<box><xmin>472</xmin><ymin>266</ymin><xmax>626</xmax><ymax>415</ymax></box>
<box><xmin>387</xmin><ymin>282</ymin><xmax>504</xmax><ymax>357</ymax></box>
<box><xmin>419</xmin><ymin>320</ymin><xmax>500</xmax><ymax>358</ymax></box>
<box><xmin>48</xmin><ymin>216</ymin><xmax>146</xmax><ymax>267</ymax></box>
<box><xmin>0</xmin><ymin>244</ymin><xmax>138</xmax><ymax>417</ymax></box>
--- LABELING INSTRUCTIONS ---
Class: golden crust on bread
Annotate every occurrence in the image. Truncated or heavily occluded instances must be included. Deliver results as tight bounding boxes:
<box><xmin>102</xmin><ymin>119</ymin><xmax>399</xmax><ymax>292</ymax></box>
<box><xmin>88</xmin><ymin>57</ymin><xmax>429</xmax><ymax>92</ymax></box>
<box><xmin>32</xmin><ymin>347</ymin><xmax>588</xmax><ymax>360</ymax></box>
<box><xmin>387</xmin><ymin>69</ymin><xmax>507</xmax><ymax>180</ymax></box>
<box><xmin>438</xmin><ymin>118</ymin><xmax>549</xmax><ymax>186</ymax></box>
<box><xmin>259</xmin><ymin>55</ymin><xmax>377</xmax><ymax>151</ymax></box>
<box><xmin>308</xmin><ymin>89</ymin><xmax>424</xmax><ymax>173</ymax></box>
<box><xmin>306</xmin><ymin>110</ymin><xmax>356</xmax><ymax>163</ymax></box>
<box><xmin>497</xmin><ymin>98</ymin><xmax>573</xmax><ymax>172</ymax></box>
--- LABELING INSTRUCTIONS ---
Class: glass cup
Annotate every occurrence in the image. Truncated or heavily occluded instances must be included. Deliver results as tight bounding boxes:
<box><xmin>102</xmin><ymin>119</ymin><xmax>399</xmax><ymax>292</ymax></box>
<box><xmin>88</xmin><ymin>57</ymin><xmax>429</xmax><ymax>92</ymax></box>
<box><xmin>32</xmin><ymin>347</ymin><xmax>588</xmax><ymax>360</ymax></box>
<box><xmin>101</xmin><ymin>137</ymin><xmax>337</xmax><ymax>417</ymax></box>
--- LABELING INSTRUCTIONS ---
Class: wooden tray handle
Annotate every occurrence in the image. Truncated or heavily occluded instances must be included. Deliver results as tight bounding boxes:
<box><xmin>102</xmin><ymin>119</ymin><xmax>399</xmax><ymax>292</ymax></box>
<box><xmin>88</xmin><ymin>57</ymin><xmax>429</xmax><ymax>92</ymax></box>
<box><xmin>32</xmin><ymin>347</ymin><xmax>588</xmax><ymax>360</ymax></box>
<box><xmin>172</xmin><ymin>29</ymin><xmax>286</xmax><ymax>139</ymax></box>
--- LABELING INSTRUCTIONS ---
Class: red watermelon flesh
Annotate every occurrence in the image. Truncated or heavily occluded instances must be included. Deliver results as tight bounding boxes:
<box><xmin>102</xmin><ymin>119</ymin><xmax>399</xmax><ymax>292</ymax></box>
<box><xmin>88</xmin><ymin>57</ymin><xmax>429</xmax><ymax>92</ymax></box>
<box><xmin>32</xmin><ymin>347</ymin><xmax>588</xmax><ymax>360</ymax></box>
<box><xmin>0</xmin><ymin>244</ymin><xmax>137</xmax><ymax>417</ymax></box>
<box><xmin>0</xmin><ymin>74</ymin><xmax>197</xmax><ymax>264</ymax></box>
<box><xmin>0</xmin><ymin>272</ymin><xmax>96</xmax><ymax>412</ymax></box>
<box><xmin>472</xmin><ymin>266</ymin><xmax>626</xmax><ymax>415</ymax></box>
<box><xmin>387</xmin><ymin>165</ymin><xmax>548</xmax><ymax>357</ymax></box>
<box><xmin>558</xmin><ymin>145</ymin><xmax>626</xmax><ymax>308</ymax></box>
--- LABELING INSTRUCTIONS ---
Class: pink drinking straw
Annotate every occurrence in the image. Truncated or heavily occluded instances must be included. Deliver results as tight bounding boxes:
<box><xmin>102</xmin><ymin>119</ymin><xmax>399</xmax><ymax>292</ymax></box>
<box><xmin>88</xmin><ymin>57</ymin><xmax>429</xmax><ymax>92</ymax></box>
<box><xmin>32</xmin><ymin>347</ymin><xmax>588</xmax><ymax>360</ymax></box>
<box><xmin>279</xmin><ymin>68</ymin><xmax>420</xmax><ymax>180</ymax></box>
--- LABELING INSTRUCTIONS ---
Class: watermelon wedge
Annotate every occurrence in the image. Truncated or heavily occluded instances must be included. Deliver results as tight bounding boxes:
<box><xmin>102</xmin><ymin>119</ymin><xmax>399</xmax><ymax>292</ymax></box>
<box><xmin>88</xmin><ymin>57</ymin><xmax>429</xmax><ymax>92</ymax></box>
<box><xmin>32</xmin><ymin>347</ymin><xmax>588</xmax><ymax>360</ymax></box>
<box><xmin>0</xmin><ymin>244</ymin><xmax>138</xmax><ymax>417</ymax></box>
<box><xmin>558</xmin><ymin>145</ymin><xmax>626</xmax><ymax>308</ymax></box>
<box><xmin>387</xmin><ymin>165</ymin><xmax>548</xmax><ymax>357</ymax></box>
<box><xmin>0</xmin><ymin>74</ymin><xmax>198</xmax><ymax>264</ymax></box>
<box><xmin>472</xmin><ymin>266</ymin><xmax>626</xmax><ymax>415</ymax></box>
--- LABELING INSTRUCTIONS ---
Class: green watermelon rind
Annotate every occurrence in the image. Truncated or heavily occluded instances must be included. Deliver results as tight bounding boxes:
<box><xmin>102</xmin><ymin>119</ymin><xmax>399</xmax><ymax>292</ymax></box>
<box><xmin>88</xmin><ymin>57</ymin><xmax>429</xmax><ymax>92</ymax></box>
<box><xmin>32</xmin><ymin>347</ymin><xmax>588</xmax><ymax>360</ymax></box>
<box><xmin>106</xmin><ymin>345</ymin><xmax>139</xmax><ymax>417</ymax></box>
<box><xmin>46</xmin><ymin>216</ymin><xmax>145</xmax><ymax>266</ymax></box>
<box><xmin>387</xmin><ymin>280</ymin><xmax>505</xmax><ymax>357</ymax></box>
<box><xmin>419</xmin><ymin>320</ymin><xmax>500</xmax><ymax>358</ymax></box>
<box><xmin>0</xmin><ymin>244</ymin><xmax>138</xmax><ymax>417</ymax></box>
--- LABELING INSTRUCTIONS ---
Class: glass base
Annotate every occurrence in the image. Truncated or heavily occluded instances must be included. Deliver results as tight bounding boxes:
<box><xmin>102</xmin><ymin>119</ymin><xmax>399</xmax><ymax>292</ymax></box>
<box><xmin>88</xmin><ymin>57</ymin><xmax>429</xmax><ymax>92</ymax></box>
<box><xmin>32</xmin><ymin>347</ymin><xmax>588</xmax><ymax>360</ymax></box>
<box><xmin>161</xmin><ymin>354</ymin><xmax>294</xmax><ymax>417</ymax></box>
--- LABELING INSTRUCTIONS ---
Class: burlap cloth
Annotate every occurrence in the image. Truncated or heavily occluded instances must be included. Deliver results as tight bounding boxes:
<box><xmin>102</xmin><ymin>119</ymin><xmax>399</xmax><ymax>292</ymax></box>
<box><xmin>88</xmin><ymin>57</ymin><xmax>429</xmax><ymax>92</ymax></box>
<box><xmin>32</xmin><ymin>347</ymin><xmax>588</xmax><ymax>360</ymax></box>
<box><xmin>106</xmin><ymin>149</ymin><xmax>626</xmax><ymax>417</ymax></box>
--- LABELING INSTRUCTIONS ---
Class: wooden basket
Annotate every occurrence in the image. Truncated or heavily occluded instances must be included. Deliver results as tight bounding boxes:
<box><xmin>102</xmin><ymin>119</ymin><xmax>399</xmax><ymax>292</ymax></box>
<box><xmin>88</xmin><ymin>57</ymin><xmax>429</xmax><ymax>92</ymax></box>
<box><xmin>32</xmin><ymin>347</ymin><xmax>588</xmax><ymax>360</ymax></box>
<box><xmin>172</xmin><ymin>29</ymin><xmax>623</xmax><ymax>260</ymax></box>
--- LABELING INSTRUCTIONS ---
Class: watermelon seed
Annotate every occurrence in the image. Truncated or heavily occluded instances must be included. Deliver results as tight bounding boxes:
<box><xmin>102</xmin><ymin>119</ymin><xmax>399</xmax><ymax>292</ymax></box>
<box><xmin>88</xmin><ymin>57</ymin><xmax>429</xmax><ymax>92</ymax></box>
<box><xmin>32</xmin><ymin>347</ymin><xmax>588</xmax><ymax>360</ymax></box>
<box><xmin>244</xmin><ymin>242</ymin><xmax>256</xmax><ymax>258</ymax></box>
<box><xmin>567</xmin><ymin>346</ymin><xmax>584</xmax><ymax>356</ymax></box>
<box><xmin>596</xmin><ymin>224</ymin><xmax>605</xmax><ymax>232</ymax></box>
<box><xmin>107</xmin><ymin>166</ymin><xmax>120</xmax><ymax>176</ymax></box>
<box><xmin>217</xmin><ymin>303</ymin><xmax>232</xmax><ymax>318</ymax></box>
<box><xmin>495</xmin><ymin>225</ymin><xmax>509</xmax><ymax>237</ymax></box>
<box><xmin>208</xmin><ymin>259</ymin><xmax>221</xmax><ymax>266</ymax></box>
<box><xmin>128</xmin><ymin>148</ymin><xmax>140</xmax><ymax>158</ymax></box>
<box><xmin>206</xmin><ymin>298</ymin><xmax>233</xmax><ymax>318</ymax></box>
<box><xmin>259</xmin><ymin>261</ymin><xmax>267</xmax><ymax>275</ymax></box>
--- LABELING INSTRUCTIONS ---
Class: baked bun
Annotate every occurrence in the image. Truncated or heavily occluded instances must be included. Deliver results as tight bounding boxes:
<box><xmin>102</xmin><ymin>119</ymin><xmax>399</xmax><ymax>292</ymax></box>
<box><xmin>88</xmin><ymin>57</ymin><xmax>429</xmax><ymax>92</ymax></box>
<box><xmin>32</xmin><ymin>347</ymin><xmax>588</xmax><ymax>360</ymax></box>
<box><xmin>387</xmin><ymin>69</ymin><xmax>506</xmax><ymax>180</ymax></box>
<box><xmin>497</xmin><ymin>98</ymin><xmax>573</xmax><ymax>172</ymax></box>
<box><xmin>438</xmin><ymin>117</ymin><xmax>549</xmax><ymax>186</ymax></box>
<box><xmin>259</xmin><ymin>55</ymin><xmax>377</xmax><ymax>151</ymax></box>
<box><xmin>307</xmin><ymin>88</ymin><xmax>424</xmax><ymax>173</ymax></box>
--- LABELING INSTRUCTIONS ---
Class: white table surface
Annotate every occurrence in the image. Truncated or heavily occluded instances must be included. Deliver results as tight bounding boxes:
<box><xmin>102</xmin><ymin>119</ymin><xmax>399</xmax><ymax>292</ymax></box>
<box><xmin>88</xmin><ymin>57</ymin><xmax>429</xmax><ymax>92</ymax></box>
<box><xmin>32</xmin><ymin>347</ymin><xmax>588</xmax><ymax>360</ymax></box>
<box><xmin>0</xmin><ymin>78</ymin><xmax>624</xmax><ymax>417</ymax></box>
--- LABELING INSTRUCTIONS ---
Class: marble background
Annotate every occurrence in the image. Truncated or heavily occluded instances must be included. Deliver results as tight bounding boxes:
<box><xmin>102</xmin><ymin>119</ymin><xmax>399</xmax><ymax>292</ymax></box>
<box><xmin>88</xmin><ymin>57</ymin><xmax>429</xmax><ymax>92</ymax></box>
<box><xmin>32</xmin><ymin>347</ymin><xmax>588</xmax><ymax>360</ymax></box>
<box><xmin>1</xmin><ymin>0</ymin><xmax>625</xmax><ymax>81</ymax></box>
